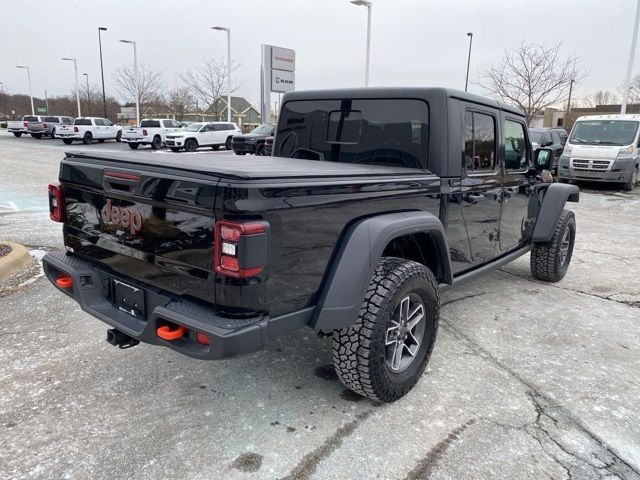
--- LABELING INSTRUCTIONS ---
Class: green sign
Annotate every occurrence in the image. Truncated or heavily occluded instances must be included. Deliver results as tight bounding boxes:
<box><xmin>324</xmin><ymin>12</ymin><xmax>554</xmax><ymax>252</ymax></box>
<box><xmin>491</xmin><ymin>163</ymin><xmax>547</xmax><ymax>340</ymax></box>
<box><xmin>37</xmin><ymin>107</ymin><xmax>47</xmax><ymax>113</ymax></box>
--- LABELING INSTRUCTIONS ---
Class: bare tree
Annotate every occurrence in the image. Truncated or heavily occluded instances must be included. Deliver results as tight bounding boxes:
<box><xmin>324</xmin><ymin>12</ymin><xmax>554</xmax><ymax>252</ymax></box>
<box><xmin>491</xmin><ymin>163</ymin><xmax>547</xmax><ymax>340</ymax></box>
<box><xmin>112</xmin><ymin>64</ymin><xmax>165</xmax><ymax>113</ymax></box>
<box><xmin>181</xmin><ymin>59</ymin><xmax>239</xmax><ymax>118</ymax></box>
<box><xmin>618</xmin><ymin>75</ymin><xmax>640</xmax><ymax>104</ymax></box>
<box><xmin>166</xmin><ymin>86</ymin><xmax>194</xmax><ymax>121</ymax></box>
<box><xmin>579</xmin><ymin>90</ymin><xmax>619</xmax><ymax>108</ymax></box>
<box><xmin>477</xmin><ymin>42</ymin><xmax>583</xmax><ymax>125</ymax></box>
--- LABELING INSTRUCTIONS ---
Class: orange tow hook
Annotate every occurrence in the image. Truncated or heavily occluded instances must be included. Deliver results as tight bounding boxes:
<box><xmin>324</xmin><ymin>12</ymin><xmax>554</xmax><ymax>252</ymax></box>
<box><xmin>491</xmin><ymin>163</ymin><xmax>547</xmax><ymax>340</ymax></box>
<box><xmin>55</xmin><ymin>276</ymin><xmax>73</xmax><ymax>289</ymax></box>
<box><xmin>157</xmin><ymin>325</ymin><xmax>187</xmax><ymax>341</ymax></box>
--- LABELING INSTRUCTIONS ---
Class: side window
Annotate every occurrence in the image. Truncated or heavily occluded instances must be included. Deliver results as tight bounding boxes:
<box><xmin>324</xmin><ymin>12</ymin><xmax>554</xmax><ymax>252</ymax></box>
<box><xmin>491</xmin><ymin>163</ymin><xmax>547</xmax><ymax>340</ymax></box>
<box><xmin>103</xmin><ymin>119</ymin><xmax>113</xmax><ymax>126</ymax></box>
<box><xmin>558</xmin><ymin>131</ymin><xmax>568</xmax><ymax>145</ymax></box>
<box><xmin>551</xmin><ymin>131</ymin><xmax>561</xmax><ymax>145</ymax></box>
<box><xmin>542</xmin><ymin>132</ymin><xmax>552</xmax><ymax>146</ymax></box>
<box><xmin>504</xmin><ymin>120</ymin><xmax>530</xmax><ymax>171</ymax></box>
<box><xmin>464</xmin><ymin>111</ymin><xmax>496</xmax><ymax>173</ymax></box>
<box><xmin>94</xmin><ymin>119</ymin><xmax>105</xmax><ymax>126</ymax></box>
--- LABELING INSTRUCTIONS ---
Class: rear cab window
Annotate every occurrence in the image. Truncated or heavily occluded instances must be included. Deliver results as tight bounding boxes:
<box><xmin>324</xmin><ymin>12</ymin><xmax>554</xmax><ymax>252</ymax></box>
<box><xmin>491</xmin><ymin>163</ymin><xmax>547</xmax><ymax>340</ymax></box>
<box><xmin>141</xmin><ymin>120</ymin><xmax>161</xmax><ymax>128</ymax></box>
<box><xmin>75</xmin><ymin>118</ymin><xmax>92</xmax><ymax>126</ymax></box>
<box><xmin>274</xmin><ymin>99</ymin><xmax>429</xmax><ymax>169</ymax></box>
<box><xmin>23</xmin><ymin>116</ymin><xmax>38</xmax><ymax>122</ymax></box>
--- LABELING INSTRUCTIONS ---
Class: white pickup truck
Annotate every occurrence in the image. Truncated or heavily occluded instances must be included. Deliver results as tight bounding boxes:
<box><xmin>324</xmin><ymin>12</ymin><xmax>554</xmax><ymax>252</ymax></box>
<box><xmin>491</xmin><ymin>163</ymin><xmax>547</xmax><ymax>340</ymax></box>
<box><xmin>7</xmin><ymin>115</ymin><xmax>44</xmax><ymax>137</ymax></box>
<box><xmin>56</xmin><ymin>117</ymin><xmax>122</xmax><ymax>145</ymax></box>
<box><xmin>121</xmin><ymin>118</ymin><xmax>183</xmax><ymax>150</ymax></box>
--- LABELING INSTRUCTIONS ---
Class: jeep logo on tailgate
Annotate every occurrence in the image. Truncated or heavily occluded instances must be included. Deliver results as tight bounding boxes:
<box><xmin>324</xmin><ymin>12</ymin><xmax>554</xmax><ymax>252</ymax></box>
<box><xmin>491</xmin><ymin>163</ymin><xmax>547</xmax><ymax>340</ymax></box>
<box><xmin>101</xmin><ymin>199</ymin><xmax>143</xmax><ymax>235</ymax></box>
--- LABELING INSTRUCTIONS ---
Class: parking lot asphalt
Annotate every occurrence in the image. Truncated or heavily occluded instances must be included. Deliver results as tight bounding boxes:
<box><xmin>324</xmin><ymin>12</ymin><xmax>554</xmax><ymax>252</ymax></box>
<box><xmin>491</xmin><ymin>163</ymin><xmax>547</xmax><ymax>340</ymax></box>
<box><xmin>1</xmin><ymin>132</ymin><xmax>639</xmax><ymax>480</ymax></box>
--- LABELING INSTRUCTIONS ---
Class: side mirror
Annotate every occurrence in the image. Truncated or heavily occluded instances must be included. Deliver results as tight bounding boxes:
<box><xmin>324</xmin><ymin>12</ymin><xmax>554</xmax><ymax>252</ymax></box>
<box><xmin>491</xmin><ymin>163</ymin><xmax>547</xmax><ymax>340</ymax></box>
<box><xmin>534</xmin><ymin>148</ymin><xmax>553</xmax><ymax>170</ymax></box>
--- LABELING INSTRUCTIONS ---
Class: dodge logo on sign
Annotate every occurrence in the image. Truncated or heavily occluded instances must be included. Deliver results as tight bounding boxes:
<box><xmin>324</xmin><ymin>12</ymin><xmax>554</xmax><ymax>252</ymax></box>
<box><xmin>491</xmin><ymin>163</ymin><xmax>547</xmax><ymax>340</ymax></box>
<box><xmin>101</xmin><ymin>199</ymin><xmax>143</xmax><ymax>235</ymax></box>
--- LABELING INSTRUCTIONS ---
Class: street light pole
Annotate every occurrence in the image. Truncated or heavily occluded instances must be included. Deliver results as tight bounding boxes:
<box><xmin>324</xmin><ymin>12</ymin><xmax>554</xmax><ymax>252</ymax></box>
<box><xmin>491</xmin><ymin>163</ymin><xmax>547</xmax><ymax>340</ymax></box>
<box><xmin>98</xmin><ymin>27</ymin><xmax>108</xmax><ymax>118</ymax></box>
<box><xmin>83</xmin><ymin>73</ymin><xmax>90</xmax><ymax>116</ymax></box>
<box><xmin>465</xmin><ymin>32</ymin><xmax>473</xmax><ymax>92</ymax></box>
<box><xmin>62</xmin><ymin>57</ymin><xmax>81</xmax><ymax>117</ymax></box>
<box><xmin>16</xmin><ymin>66</ymin><xmax>34</xmax><ymax>115</ymax></box>
<box><xmin>564</xmin><ymin>79</ymin><xmax>575</xmax><ymax>129</ymax></box>
<box><xmin>351</xmin><ymin>0</ymin><xmax>372</xmax><ymax>87</ymax></box>
<box><xmin>120</xmin><ymin>40</ymin><xmax>139</xmax><ymax>125</ymax></box>
<box><xmin>212</xmin><ymin>26</ymin><xmax>232</xmax><ymax>122</ymax></box>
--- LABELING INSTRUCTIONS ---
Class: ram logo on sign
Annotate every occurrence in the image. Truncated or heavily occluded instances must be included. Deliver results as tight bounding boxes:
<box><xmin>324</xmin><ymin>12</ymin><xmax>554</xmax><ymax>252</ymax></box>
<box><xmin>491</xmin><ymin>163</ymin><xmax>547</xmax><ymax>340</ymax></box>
<box><xmin>272</xmin><ymin>70</ymin><xmax>295</xmax><ymax>93</ymax></box>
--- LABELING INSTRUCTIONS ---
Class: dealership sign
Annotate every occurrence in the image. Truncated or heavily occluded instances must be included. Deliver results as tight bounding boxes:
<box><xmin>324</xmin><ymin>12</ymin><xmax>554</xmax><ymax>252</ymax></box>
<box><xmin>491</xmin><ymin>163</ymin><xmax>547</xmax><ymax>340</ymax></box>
<box><xmin>261</xmin><ymin>44</ymin><xmax>296</xmax><ymax>119</ymax></box>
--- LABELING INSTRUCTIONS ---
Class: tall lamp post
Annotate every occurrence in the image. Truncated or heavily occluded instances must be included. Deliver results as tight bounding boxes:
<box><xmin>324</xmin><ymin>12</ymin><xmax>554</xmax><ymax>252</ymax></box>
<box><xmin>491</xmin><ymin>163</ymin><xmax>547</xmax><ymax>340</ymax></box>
<box><xmin>351</xmin><ymin>0</ymin><xmax>372</xmax><ymax>87</ymax></box>
<box><xmin>212</xmin><ymin>26</ymin><xmax>232</xmax><ymax>122</ymax></box>
<box><xmin>16</xmin><ymin>66</ymin><xmax>34</xmax><ymax>115</ymax></box>
<box><xmin>98</xmin><ymin>27</ymin><xmax>108</xmax><ymax>118</ymax></box>
<box><xmin>120</xmin><ymin>39</ymin><xmax>139</xmax><ymax>125</ymax></box>
<box><xmin>465</xmin><ymin>32</ymin><xmax>473</xmax><ymax>92</ymax></box>
<box><xmin>62</xmin><ymin>57</ymin><xmax>81</xmax><ymax>117</ymax></box>
<box><xmin>83</xmin><ymin>73</ymin><xmax>90</xmax><ymax>116</ymax></box>
<box><xmin>564</xmin><ymin>79</ymin><xmax>575</xmax><ymax>129</ymax></box>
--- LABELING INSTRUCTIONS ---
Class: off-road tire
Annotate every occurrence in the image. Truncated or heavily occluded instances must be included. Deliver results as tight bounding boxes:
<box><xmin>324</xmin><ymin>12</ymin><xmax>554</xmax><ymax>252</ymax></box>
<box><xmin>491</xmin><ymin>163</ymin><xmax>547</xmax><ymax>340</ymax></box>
<box><xmin>62</xmin><ymin>139</ymin><xmax>73</xmax><ymax>145</ymax></box>
<box><xmin>128</xmin><ymin>143</ymin><xmax>139</xmax><ymax>150</ymax></box>
<box><xmin>225</xmin><ymin>136</ymin><xmax>233</xmax><ymax>150</ymax></box>
<box><xmin>530</xmin><ymin>209</ymin><xmax>575</xmax><ymax>282</ymax></box>
<box><xmin>82</xmin><ymin>132</ymin><xmax>93</xmax><ymax>145</ymax></box>
<box><xmin>151</xmin><ymin>135</ymin><xmax>162</xmax><ymax>150</ymax></box>
<box><xmin>13</xmin><ymin>132</ymin><xmax>22</xmax><ymax>138</ymax></box>
<box><xmin>332</xmin><ymin>257</ymin><xmax>439</xmax><ymax>403</ymax></box>
<box><xmin>185</xmin><ymin>139</ymin><xmax>198</xmax><ymax>152</ymax></box>
<box><xmin>623</xmin><ymin>166</ymin><xmax>638</xmax><ymax>191</ymax></box>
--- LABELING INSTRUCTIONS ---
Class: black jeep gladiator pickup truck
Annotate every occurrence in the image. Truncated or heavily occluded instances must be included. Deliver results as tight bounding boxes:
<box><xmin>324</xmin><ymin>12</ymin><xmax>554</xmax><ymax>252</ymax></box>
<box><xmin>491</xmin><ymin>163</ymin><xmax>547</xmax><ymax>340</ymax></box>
<box><xmin>43</xmin><ymin>88</ymin><xmax>579</xmax><ymax>402</ymax></box>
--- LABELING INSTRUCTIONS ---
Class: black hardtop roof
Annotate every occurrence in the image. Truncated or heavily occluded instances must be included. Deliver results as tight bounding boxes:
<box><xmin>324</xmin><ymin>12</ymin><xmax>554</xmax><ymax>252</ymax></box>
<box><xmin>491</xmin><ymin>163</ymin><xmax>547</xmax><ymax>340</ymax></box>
<box><xmin>282</xmin><ymin>87</ymin><xmax>524</xmax><ymax>117</ymax></box>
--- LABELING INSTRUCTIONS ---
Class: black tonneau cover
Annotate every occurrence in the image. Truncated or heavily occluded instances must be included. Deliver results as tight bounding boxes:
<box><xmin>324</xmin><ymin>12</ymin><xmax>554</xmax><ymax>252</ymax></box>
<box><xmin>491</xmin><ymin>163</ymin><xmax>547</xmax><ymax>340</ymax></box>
<box><xmin>64</xmin><ymin>151</ymin><xmax>430</xmax><ymax>180</ymax></box>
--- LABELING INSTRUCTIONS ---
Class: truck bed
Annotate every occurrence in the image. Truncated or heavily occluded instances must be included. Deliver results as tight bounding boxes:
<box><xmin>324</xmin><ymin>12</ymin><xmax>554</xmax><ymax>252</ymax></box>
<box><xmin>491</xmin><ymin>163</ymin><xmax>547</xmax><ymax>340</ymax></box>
<box><xmin>64</xmin><ymin>151</ymin><xmax>429</xmax><ymax>180</ymax></box>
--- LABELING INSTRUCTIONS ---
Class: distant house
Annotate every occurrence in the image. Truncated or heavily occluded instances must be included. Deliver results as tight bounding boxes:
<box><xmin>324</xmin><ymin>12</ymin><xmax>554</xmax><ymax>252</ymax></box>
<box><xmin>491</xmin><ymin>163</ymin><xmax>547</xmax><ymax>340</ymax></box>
<box><xmin>160</xmin><ymin>96</ymin><xmax>263</xmax><ymax>131</ymax></box>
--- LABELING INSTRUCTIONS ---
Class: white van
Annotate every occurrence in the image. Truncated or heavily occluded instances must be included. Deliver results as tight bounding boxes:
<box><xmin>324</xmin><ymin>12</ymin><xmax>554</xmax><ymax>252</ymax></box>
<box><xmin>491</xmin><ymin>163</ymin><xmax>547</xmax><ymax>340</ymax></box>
<box><xmin>558</xmin><ymin>114</ymin><xmax>640</xmax><ymax>191</ymax></box>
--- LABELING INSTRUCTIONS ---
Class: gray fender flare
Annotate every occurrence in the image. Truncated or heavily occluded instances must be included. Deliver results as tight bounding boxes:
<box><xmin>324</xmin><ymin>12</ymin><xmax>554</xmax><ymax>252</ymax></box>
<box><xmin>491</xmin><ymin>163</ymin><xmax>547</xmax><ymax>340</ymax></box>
<box><xmin>531</xmin><ymin>183</ymin><xmax>580</xmax><ymax>243</ymax></box>
<box><xmin>310</xmin><ymin>211</ymin><xmax>452</xmax><ymax>331</ymax></box>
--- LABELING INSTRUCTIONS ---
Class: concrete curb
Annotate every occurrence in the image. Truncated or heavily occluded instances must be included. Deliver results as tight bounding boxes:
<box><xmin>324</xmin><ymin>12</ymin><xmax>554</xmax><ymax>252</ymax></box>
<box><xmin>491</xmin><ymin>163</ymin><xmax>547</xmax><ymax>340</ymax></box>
<box><xmin>0</xmin><ymin>242</ymin><xmax>32</xmax><ymax>282</ymax></box>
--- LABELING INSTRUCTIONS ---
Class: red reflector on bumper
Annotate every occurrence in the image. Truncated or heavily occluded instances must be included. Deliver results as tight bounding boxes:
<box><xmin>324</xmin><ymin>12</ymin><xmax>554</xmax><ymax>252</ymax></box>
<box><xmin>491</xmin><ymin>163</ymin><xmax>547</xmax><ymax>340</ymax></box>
<box><xmin>196</xmin><ymin>332</ymin><xmax>211</xmax><ymax>346</ymax></box>
<box><xmin>55</xmin><ymin>276</ymin><xmax>73</xmax><ymax>289</ymax></box>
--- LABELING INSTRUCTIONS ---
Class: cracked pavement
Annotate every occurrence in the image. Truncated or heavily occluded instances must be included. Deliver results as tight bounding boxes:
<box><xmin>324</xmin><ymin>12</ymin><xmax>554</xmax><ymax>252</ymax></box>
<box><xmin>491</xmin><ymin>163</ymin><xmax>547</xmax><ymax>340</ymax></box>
<box><xmin>1</xmin><ymin>133</ymin><xmax>640</xmax><ymax>479</ymax></box>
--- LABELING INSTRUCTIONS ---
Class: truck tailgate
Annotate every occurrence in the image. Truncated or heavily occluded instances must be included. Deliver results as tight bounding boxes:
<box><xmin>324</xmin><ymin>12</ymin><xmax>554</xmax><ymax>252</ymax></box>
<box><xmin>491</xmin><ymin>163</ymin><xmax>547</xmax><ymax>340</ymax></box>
<box><xmin>60</xmin><ymin>157</ymin><xmax>219</xmax><ymax>304</ymax></box>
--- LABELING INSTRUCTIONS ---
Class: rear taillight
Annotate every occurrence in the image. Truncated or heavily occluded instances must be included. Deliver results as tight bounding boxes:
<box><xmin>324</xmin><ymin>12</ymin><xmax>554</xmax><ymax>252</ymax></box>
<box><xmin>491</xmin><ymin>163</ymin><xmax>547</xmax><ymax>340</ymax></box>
<box><xmin>74</xmin><ymin>126</ymin><xmax>79</xmax><ymax>132</ymax></box>
<box><xmin>214</xmin><ymin>220</ymin><xmax>268</xmax><ymax>278</ymax></box>
<box><xmin>142</xmin><ymin>129</ymin><xmax>148</xmax><ymax>136</ymax></box>
<box><xmin>43</xmin><ymin>123</ymin><xmax>48</xmax><ymax>128</ymax></box>
<box><xmin>48</xmin><ymin>183</ymin><xmax>64</xmax><ymax>222</ymax></box>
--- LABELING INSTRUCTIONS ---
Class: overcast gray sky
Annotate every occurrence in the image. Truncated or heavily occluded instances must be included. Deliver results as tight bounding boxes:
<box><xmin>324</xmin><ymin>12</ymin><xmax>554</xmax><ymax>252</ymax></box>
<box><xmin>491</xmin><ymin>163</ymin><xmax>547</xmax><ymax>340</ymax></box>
<box><xmin>0</xmin><ymin>0</ymin><xmax>635</xmax><ymax>107</ymax></box>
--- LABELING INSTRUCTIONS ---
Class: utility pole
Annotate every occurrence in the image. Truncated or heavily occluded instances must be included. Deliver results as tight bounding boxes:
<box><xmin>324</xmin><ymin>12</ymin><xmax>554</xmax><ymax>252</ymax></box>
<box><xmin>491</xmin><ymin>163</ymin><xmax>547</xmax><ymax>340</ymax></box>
<box><xmin>351</xmin><ymin>0</ymin><xmax>372</xmax><ymax>87</ymax></box>
<box><xmin>16</xmin><ymin>66</ymin><xmax>34</xmax><ymax>115</ymax></box>
<box><xmin>45</xmin><ymin>90</ymin><xmax>49</xmax><ymax>113</ymax></box>
<box><xmin>119</xmin><ymin>40</ymin><xmax>139</xmax><ymax>125</ymax></box>
<box><xmin>98</xmin><ymin>27</ymin><xmax>108</xmax><ymax>118</ymax></box>
<box><xmin>212</xmin><ymin>26</ymin><xmax>232</xmax><ymax>122</ymax></box>
<box><xmin>83</xmin><ymin>73</ymin><xmax>90</xmax><ymax>116</ymax></box>
<box><xmin>564</xmin><ymin>79</ymin><xmax>575</xmax><ymax>129</ymax></box>
<box><xmin>465</xmin><ymin>32</ymin><xmax>473</xmax><ymax>92</ymax></box>
<box><xmin>622</xmin><ymin>0</ymin><xmax>640</xmax><ymax>114</ymax></box>
<box><xmin>62</xmin><ymin>57</ymin><xmax>81</xmax><ymax>117</ymax></box>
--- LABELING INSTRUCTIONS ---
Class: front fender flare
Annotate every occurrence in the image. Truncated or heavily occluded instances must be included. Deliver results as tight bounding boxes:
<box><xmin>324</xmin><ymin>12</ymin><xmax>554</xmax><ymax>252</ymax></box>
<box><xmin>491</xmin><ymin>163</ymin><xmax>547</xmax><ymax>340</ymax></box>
<box><xmin>531</xmin><ymin>183</ymin><xmax>579</xmax><ymax>243</ymax></box>
<box><xmin>311</xmin><ymin>211</ymin><xmax>451</xmax><ymax>331</ymax></box>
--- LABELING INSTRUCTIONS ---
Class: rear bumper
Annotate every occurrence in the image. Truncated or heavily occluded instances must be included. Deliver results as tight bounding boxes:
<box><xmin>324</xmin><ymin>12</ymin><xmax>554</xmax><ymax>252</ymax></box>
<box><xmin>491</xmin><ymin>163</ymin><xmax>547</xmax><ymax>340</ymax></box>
<box><xmin>42</xmin><ymin>251</ymin><xmax>310</xmax><ymax>360</ymax></box>
<box><xmin>122</xmin><ymin>137</ymin><xmax>149</xmax><ymax>144</ymax></box>
<box><xmin>8</xmin><ymin>128</ymin><xmax>28</xmax><ymax>133</ymax></box>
